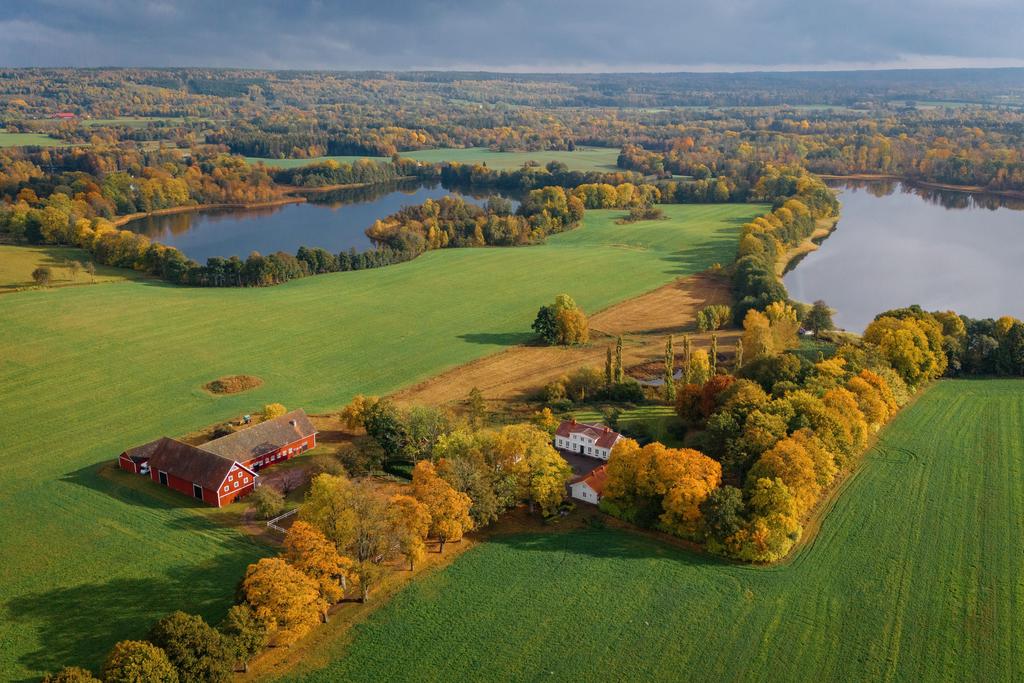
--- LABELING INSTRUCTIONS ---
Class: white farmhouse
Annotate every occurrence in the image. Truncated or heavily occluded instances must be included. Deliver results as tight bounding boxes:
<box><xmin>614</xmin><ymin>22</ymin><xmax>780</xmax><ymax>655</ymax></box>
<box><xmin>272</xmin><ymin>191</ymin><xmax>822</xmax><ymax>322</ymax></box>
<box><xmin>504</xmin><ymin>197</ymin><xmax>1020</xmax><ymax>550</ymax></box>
<box><xmin>554</xmin><ymin>419</ymin><xmax>623</xmax><ymax>460</ymax></box>
<box><xmin>569</xmin><ymin>465</ymin><xmax>608</xmax><ymax>504</ymax></box>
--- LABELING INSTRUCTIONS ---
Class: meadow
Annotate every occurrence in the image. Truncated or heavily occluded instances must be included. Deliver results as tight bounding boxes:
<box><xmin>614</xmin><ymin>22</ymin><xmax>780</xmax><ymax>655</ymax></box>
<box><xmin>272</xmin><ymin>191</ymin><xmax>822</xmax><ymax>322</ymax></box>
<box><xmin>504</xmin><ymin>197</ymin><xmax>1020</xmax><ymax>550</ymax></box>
<box><xmin>0</xmin><ymin>203</ymin><xmax>760</xmax><ymax>679</ymax></box>
<box><xmin>0</xmin><ymin>244</ymin><xmax>143</xmax><ymax>292</ymax></box>
<box><xmin>0</xmin><ymin>130</ymin><xmax>68</xmax><ymax>148</ymax></box>
<box><xmin>290</xmin><ymin>379</ymin><xmax>1024</xmax><ymax>682</ymax></box>
<box><xmin>246</xmin><ymin>145</ymin><xmax>621</xmax><ymax>172</ymax></box>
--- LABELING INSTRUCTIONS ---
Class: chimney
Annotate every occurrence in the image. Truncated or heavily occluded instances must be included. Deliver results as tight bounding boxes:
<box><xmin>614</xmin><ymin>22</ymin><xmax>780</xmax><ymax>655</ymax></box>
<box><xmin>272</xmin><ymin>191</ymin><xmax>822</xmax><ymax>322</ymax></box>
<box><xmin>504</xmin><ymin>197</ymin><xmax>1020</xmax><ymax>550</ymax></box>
<box><xmin>604</xmin><ymin>426</ymin><xmax>610</xmax><ymax>433</ymax></box>
<box><xmin>289</xmin><ymin>419</ymin><xmax>296</xmax><ymax>426</ymax></box>
<box><xmin>570</xmin><ymin>418</ymin><xmax>576</xmax><ymax>425</ymax></box>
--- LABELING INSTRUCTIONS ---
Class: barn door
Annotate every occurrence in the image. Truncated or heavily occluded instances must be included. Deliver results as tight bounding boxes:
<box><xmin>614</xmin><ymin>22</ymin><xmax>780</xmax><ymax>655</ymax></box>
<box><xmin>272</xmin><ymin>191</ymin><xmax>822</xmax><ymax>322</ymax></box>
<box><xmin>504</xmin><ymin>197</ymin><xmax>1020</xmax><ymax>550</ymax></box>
<box><xmin>158</xmin><ymin>471</ymin><xmax>168</xmax><ymax>486</ymax></box>
<box><xmin>192</xmin><ymin>484</ymin><xmax>203</xmax><ymax>500</ymax></box>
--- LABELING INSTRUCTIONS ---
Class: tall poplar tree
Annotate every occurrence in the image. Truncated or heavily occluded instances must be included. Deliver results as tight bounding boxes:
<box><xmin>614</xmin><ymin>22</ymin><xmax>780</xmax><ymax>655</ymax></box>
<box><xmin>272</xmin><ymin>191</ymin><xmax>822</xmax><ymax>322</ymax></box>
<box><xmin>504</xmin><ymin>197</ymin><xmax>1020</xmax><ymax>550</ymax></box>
<box><xmin>663</xmin><ymin>335</ymin><xmax>676</xmax><ymax>402</ymax></box>
<box><xmin>614</xmin><ymin>336</ymin><xmax>624</xmax><ymax>383</ymax></box>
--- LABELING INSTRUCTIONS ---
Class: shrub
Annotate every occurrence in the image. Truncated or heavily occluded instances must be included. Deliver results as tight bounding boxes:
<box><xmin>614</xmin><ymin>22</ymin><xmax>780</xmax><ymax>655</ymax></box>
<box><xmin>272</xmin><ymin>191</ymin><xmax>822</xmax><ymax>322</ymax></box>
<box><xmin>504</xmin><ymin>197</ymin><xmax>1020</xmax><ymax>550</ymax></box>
<box><xmin>42</xmin><ymin>667</ymin><xmax>100</xmax><ymax>683</ymax></box>
<box><xmin>248</xmin><ymin>486</ymin><xmax>285</xmax><ymax>519</ymax></box>
<box><xmin>263</xmin><ymin>403</ymin><xmax>287</xmax><ymax>420</ymax></box>
<box><xmin>696</xmin><ymin>304</ymin><xmax>732</xmax><ymax>332</ymax></box>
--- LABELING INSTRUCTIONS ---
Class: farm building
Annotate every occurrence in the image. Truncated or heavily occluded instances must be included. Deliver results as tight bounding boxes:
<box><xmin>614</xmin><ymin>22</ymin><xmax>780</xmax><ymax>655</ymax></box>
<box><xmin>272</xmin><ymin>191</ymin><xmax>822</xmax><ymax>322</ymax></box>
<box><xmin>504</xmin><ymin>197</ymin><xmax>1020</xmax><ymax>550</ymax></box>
<box><xmin>199</xmin><ymin>409</ymin><xmax>316</xmax><ymax>472</ymax></box>
<box><xmin>118</xmin><ymin>437</ymin><xmax>258</xmax><ymax>507</ymax></box>
<box><xmin>116</xmin><ymin>408</ymin><xmax>316</xmax><ymax>506</ymax></box>
<box><xmin>554</xmin><ymin>419</ymin><xmax>623</xmax><ymax>460</ymax></box>
<box><xmin>570</xmin><ymin>465</ymin><xmax>608</xmax><ymax>504</ymax></box>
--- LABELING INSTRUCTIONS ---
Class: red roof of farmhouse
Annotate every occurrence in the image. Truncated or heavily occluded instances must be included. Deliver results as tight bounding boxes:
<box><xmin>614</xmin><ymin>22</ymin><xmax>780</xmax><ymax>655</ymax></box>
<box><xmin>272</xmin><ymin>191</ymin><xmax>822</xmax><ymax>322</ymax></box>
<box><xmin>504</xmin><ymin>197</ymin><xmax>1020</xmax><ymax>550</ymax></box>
<box><xmin>575</xmin><ymin>465</ymin><xmax>609</xmax><ymax>495</ymax></box>
<box><xmin>555</xmin><ymin>419</ymin><xmax>622</xmax><ymax>449</ymax></box>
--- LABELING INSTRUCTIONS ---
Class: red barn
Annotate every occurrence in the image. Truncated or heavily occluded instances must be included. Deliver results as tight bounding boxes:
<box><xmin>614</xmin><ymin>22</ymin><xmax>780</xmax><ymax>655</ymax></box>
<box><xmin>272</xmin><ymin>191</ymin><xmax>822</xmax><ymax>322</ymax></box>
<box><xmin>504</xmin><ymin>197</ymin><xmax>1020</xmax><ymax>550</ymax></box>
<box><xmin>116</xmin><ymin>408</ymin><xmax>316</xmax><ymax>506</ymax></box>
<box><xmin>199</xmin><ymin>409</ymin><xmax>317</xmax><ymax>472</ymax></box>
<box><xmin>136</xmin><ymin>437</ymin><xmax>257</xmax><ymax>507</ymax></box>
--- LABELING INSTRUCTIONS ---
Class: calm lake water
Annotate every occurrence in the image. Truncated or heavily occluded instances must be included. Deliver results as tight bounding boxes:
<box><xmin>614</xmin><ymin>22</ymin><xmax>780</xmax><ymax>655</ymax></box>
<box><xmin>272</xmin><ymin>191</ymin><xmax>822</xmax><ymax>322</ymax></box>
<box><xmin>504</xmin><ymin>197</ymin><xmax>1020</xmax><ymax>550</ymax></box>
<box><xmin>784</xmin><ymin>181</ymin><xmax>1024</xmax><ymax>332</ymax></box>
<box><xmin>124</xmin><ymin>180</ymin><xmax>515</xmax><ymax>262</ymax></box>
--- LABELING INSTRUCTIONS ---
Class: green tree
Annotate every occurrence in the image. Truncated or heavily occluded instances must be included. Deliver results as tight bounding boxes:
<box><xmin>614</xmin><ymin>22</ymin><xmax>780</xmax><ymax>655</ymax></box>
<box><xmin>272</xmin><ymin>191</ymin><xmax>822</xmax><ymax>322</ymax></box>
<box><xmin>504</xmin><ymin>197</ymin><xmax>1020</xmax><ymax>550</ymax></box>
<box><xmin>466</xmin><ymin>386</ymin><xmax>486</xmax><ymax>427</ymax></box>
<box><xmin>663</xmin><ymin>335</ymin><xmax>676</xmax><ymax>402</ymax></box>
<box><xmin>710</xmin><ymin>334</ymin><xmax>718</xmax><ymax>375</ymax></box>
<box><xmin>531</xmin><ymin>305</ymin><xmax>558</xmax><ymax>344</ymax></box>
<box><xmin>614</xmin><ymin>336</ymin><xmax>624</xmax><ymax>383</ymax></box>
<box><xmin>147</xmin><ymin>611</ymin><xmax>231</xmax><ymax>683</ymax></box>
<box><xmin>806</xmin><ymin>300</ymin><xmax>835</xmax><ymax>335</ymax></box>
<box><xmin>699</xmin><ymin>485</ymin><xmax>746</xmax><ymax>549</ymax></box>
<box><xmin>219</xmin><ymin>604</ymin><xmax>269</xmax><ymax>673</ymax></box>
<box><xmin>604</xmin><ymin>345</ymin><xmax>614</xmax><ymax>386</ymax></box>
<box><xmin>248</xmin><ymin>485</ymin><xmax>285</xmax><ymax>519</ymax></box>
<box><xmin>101</xmin><ymin>641</ymin><xmax>178</xmax><ymax>683</ymax></box>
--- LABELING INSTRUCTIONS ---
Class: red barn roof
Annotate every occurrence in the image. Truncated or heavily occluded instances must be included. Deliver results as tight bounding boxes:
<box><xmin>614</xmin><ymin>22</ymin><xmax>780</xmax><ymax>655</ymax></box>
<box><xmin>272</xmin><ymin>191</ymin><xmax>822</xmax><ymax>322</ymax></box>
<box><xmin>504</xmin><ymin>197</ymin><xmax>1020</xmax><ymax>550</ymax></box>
<box><xmin>147</xmin><ymin>437</ymin><xmax>254</xmax><ymax>490</ymax></box>
<box><xmin>199</xmin><ymin>409</ymin><xmax>316</xmax><ymax>462</ymax></box>
<box><xmin>555</xmin><ymin>419</ymin><xmax>622</xmax><ymax>449</ymax></box>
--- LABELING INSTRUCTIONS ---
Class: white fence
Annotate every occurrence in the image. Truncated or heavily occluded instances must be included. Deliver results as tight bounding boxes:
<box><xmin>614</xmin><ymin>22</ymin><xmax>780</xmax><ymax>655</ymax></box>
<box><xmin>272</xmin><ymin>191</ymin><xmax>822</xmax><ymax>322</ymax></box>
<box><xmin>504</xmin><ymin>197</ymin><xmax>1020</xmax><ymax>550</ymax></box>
<box><xmin>266</xmin><ymin>508</ymin><xmax>298</xmax><ymax>533</ymax></box>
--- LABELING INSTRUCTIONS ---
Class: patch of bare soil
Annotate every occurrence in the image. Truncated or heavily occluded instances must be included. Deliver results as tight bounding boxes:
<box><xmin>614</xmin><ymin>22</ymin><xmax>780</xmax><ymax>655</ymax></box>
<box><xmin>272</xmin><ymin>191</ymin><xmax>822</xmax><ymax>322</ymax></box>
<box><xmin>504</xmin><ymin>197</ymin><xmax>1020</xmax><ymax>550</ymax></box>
<box><xmin>392</xmin><ymin>272</ymin><xmax>740</xmax><ymax>407</ymax></box>
<box><xmin>203</xmin><ymin>374</ymin><xmax>264</xmax><ymax>395</ymax></box>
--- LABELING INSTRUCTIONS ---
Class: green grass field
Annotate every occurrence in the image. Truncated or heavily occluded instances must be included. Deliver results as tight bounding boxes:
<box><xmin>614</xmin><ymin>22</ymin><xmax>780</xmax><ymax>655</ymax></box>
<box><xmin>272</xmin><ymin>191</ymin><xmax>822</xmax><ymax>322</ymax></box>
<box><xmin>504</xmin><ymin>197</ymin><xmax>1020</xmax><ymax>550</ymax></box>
<box><xmin>0</xmin><ymin>203</ymin><xmax>760</xmax><ymax>679</ymax></box>
<box><xmin>246</xmin><ymin>145</ymin><xmax>621</xmax><ymax>172</ymax></box>
<box><xmin>0</xmin><ymin>245</ymin><xmax>143</xmax><ymax>292</ymax></box>
<box><xmin>291</xmin><ymin>379</ymin><xmax>1024</xmax><ymax>682</ymax></box>
<box><xmin>573</xmin><ymin>406</ymin><xmax>683</xmax><ymax>446</ymax></box>
<box><xmin>0</xmin><ymin>131</ymin><xmax>68</xmax><ymax>148</ymax></box>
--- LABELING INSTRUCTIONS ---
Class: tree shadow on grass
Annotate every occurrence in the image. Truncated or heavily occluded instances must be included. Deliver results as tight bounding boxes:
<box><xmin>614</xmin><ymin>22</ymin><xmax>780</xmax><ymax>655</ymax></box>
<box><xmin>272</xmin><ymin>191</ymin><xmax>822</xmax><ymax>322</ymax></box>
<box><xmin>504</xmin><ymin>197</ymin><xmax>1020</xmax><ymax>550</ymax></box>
<box><xmin>660</xmin><ymin>226</ymin><xmax>741</xmax><ymax>276</ymax></box>
<box><xmin>486</xmin><ymin>527</ymin><xmax>737</xmax><ymax>570</ymax></box>
<box><xmin>457</xmin><ymin>331</ymin><xmax>534</xmax><ymax>346</ymax></box>
<box><xmin>4</xmin><ymin>548</ymin><xmax>262</xmax><ymax>681</ymax></box>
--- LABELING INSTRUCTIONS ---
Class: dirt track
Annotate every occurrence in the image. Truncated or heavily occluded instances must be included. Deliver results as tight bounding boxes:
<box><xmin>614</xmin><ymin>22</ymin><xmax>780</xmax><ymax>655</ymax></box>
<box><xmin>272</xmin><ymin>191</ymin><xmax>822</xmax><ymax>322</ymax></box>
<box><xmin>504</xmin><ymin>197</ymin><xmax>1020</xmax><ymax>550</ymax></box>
<box><xmin>392</xmin><ymin>272</ymin><xmax>739</xmax><ymax>407</ymax></box>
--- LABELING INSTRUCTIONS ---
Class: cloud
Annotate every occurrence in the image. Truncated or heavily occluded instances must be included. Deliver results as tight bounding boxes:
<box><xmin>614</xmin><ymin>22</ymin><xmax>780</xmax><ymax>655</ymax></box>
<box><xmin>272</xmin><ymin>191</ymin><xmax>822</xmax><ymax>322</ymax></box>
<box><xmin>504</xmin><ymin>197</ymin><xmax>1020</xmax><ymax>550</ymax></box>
<box><xmin>2</xmin><ymin>0</ymin><xmax>1024</xmax><ymax>71</ymax></box>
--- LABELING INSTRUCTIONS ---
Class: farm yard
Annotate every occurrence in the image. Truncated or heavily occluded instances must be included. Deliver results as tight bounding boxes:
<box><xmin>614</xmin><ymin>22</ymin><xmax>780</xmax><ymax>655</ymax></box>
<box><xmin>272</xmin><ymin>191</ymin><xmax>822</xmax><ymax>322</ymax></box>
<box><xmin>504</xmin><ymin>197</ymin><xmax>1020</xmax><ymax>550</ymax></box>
<box><xmin>284</xmin><ymin>379</ymin><xmax>1024</xmax><ymax>683</ymax></box>
<box><xmin>246</xmin><ymin>145</ymin><xmax>622</xmax><ymax>172</ymax></box>
<box><xmin>0</xmin><ymin>203</ymin><xmax>760</xmax><ymax>679</ymax></box>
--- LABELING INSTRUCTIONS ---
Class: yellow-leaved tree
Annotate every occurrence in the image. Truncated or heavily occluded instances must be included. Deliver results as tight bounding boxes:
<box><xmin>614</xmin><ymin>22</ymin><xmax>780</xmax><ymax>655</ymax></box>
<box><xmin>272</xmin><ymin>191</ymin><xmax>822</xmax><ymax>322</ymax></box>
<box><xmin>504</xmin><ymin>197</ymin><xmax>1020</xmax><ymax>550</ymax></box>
<box><xmin>411</xmin><ymin>461</ymin><xmax>474</xmax><ymax>553</ymax></box>
<box><xmin>386</xmin><ymin>494</ymin><xmax>431</xmax><ymax>570</ymax></box>
<box><xmin>241</xmin><ymin>557</ymin><xmax>324</xmax><ymax>645</ymax></box>
<box><xmin>283</xmin><ymin>520</ymin><xmax>356</xmax><ymax>606</ymax></box>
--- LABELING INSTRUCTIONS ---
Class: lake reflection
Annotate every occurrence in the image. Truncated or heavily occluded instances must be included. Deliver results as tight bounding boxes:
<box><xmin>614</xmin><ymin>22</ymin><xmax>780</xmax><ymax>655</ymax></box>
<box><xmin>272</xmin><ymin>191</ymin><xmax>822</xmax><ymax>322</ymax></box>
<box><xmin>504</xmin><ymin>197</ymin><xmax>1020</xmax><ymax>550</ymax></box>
<box><xmin>784</xmin><ymin>181</ymin><xmax>1024</xmax><ymax>332</ymax></box>
<box><xmin>124</xmin><ymin>180</ymin><xmax>516</xmax><ymax>263</ymax></box>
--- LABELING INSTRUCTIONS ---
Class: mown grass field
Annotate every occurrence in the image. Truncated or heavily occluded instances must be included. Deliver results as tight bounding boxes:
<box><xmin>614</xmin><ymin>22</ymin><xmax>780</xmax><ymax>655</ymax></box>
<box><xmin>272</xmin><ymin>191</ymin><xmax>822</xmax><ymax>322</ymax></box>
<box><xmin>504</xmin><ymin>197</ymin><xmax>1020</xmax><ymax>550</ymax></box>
<box><xmin>573</xmin><ymin>406</ymin><xmax>683</xmax><ymax>446</ymax></box>
<box><xmin>291</xmin><ymin>379</ymin><xmax>1024</xmax><ymax>682</ymax></box>
<box><xmin>0</xmin><ymin>203</ymin><xmax>760</xmax><ymax>679</ymax></box>
<box><xmin>0</xmin><ymin>245</ymin><xmax>143</xmax><ymax>292</ymax></box>
<box><xmin>0</xmin><ymin>130</ymin><xmax>68</xmax><ymax>148</ymax></box>
<box><xmin>246</xmin><ymin>145</ymin><xmax>620</xmax><ymax>172</ymax></box>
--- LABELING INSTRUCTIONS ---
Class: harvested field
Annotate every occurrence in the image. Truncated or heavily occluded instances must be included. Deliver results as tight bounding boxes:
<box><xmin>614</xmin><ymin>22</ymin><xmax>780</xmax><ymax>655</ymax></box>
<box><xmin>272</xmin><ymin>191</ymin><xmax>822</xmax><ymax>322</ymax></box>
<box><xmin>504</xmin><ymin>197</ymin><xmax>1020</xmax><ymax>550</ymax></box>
<box><xmin>392</xmin><ymin>272</ymin><xmax>741</xmax><ymax>406</ymax></box>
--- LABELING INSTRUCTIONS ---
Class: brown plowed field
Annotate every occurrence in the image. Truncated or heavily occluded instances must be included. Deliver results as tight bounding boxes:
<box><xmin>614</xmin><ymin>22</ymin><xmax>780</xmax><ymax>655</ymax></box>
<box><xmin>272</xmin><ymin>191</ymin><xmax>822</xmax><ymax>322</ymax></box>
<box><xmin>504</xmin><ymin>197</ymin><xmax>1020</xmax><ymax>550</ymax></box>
<box><xmin>392</xmin><ymin>272</ymin><xmax>739</xmax><ymax>407</ymax></box>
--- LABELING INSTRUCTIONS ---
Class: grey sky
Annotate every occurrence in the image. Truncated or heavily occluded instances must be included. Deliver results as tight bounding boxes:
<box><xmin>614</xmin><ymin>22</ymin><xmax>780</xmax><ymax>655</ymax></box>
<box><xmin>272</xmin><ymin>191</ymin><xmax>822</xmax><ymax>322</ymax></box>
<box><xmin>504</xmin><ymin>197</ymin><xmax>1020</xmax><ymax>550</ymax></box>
<box><xmin>2</xmin><ymin>0</ymin><xmax>1024</xmax><ymax>72</ymax></box>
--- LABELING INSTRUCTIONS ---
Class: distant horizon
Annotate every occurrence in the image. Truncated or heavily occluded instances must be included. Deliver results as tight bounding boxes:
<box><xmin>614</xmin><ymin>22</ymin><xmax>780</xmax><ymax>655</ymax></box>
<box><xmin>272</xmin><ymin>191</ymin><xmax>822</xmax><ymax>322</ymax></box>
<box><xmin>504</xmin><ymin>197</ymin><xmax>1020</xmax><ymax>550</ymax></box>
<box><xmin>7</xmin><ymin>63</ymin><xmax>1024</xmax><ymax>76</ymax></box>
<box><xmin>5</xmin><ymin>1</ymin><xmax>1024</xmax><ymax>73</ymax></box>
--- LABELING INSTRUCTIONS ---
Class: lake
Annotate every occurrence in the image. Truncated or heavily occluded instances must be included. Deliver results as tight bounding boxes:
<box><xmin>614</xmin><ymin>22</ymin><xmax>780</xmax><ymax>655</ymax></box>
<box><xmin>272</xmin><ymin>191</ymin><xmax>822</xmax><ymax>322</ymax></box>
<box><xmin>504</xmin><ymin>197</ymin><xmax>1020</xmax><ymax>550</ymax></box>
<box><xmin>784</xmin><ymin>181</ymin><xmax>1024</xmax><ymax>332</ymax></box>
<box><xmin>123</xmin><ymin>180</ymin><xmax>515</xmax><ymax>263</ymax></box>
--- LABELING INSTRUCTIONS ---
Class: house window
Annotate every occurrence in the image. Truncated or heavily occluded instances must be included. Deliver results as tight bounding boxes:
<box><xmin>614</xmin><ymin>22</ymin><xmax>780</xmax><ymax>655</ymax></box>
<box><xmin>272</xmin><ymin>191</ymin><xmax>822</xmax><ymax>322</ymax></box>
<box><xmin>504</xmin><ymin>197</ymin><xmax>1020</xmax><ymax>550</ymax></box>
<box><xmin>223</xmin><ymin>486</ymin><xmax>229</xmax><ymax>493</ymax></box>
<box><xmin>244</xmin><ymin>477</ymin><xmax>250</xmax><ymax>484</ymax></box>
<box><xmin>234</xmin><ymin>481</ymin><xmax>239</xmax><ymax>488</ymax></box>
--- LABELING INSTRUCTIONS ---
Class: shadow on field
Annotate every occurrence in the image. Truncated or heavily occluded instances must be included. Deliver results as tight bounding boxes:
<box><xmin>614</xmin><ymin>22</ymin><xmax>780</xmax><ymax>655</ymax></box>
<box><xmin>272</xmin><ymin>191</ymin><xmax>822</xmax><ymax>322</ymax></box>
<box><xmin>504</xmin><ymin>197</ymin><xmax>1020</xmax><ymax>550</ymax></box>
<box><xmin>60</xmin><ymin>462</ymin><xmax>211</xmax><ymax>511</ymax></box>
<box><xmin>486</xmin><ymin>528</ymin><xmax>734</xmax><ymax>568</ymax></box>
<box><xmin>457</xmin><ymin>331</ymin><xmax>533</xmax><ymax>346</ymax></box>
<box><xmin>4</xmin><ymin>549</ymin><xmax>259</xmax><ymax>681</ymax></box>
<box><xmin>661</xmin><ymin>225</ymin><xmax>740</xmax><ymax>275</ymax></box>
